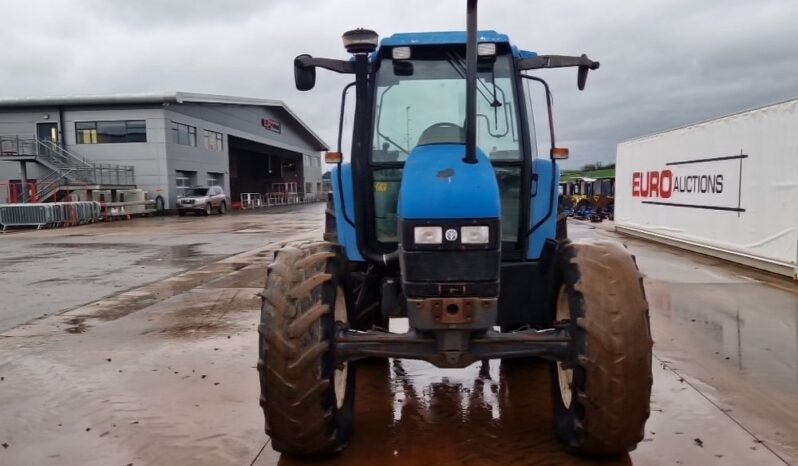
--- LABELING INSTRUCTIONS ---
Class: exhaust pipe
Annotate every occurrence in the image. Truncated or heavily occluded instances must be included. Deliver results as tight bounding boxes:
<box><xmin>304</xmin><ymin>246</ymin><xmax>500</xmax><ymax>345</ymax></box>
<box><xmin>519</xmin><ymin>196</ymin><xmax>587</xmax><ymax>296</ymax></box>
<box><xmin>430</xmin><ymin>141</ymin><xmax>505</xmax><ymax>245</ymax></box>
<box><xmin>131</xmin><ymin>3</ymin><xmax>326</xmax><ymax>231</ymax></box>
<box><xmin>463</xmin><ymin>0</ymin><xmax>478</xmax><ymax>164</ymax></box>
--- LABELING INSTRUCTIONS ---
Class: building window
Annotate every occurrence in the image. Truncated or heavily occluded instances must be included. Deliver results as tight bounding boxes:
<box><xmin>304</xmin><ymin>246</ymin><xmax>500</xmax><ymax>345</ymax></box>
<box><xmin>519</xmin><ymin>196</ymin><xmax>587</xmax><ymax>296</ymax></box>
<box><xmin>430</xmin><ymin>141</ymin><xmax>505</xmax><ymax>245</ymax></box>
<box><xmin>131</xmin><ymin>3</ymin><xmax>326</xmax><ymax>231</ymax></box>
<box><xmin>207</xmin><ymin>172</ymin><xmax>223</xmax><ymax>187</ymax></box>
<box><xmin>204</xmin><ymin>130</ymin><xmax>224</xmax><ymax>152</ymax></box>
<box><xmin>304</xmin><ymin>155</ymin><xmax>321</xmax><ymax>168</ymax></box>
<box><xmin>175</xmin><ymin>170</ymin><xmax>196</xmax><ymax>197</ymax></box>
<box><xmin>75</xmin><ymin>120</ymin><xmax>146</xmax><ymax>144</ymax></box>
<box><xmin>171</xmin><ymin>121</ymin><xmax>197</xmax><ymax>146</ymax></box>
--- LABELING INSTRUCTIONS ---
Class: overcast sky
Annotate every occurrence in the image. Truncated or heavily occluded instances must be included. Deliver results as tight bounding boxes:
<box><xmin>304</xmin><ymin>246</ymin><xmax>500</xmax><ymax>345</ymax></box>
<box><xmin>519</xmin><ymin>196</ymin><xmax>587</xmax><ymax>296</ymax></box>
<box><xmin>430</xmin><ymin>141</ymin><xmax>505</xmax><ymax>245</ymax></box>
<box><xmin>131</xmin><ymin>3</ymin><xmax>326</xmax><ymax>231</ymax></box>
<box><xmin>1</xmin><ymin>0</ymin><xmax>796</xmax><ymax>169</ymax></box>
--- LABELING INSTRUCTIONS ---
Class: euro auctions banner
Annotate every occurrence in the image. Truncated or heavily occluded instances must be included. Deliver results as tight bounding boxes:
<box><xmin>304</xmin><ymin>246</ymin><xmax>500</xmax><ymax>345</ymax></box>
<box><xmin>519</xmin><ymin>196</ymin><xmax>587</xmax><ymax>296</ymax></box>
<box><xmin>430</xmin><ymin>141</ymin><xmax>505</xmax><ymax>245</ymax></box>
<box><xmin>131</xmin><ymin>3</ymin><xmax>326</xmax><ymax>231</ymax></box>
<box><xmin>616</xmin><ymin>98</ymin><xmax>798</xmax><ymax>271</ymax></box>
<box><xmin>631</xmin><ymin>153</ymin><xmax>745</xmax><ymax>213</ymax></box>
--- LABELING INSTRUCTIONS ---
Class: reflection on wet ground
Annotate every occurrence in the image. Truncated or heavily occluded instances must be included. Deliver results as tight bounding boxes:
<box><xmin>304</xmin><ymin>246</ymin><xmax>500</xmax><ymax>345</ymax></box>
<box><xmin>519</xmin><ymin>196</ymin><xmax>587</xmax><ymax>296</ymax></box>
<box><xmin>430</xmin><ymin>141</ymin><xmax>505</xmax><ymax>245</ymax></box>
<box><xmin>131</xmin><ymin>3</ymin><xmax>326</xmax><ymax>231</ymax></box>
<box><xmin>0</xmin><ymin>214</ymin><xmax>795</xmax><ymax>465</ymax></box>
<box><xmin>0</xmin><ymin>204</ymin><xmax>324</xmax><ymax>332</ymax></box>
<box><xmin>646</xmin><ymin>279</ymin><xmax>798</xmax><ymax>462</ymax></box>
<box><xmin>273</xmin><ymin>358</ymin><xmax>632</xmax><ymax>466</ymax></box>
<box><xmin>569</xmin><ymin>221</ymin><xmax>798</xmax><ymax>463</ymax></box>
<box><xmin>258</xmin><ymin>353</ymin><xmax>782</xmax><ymax>466</ymax></box>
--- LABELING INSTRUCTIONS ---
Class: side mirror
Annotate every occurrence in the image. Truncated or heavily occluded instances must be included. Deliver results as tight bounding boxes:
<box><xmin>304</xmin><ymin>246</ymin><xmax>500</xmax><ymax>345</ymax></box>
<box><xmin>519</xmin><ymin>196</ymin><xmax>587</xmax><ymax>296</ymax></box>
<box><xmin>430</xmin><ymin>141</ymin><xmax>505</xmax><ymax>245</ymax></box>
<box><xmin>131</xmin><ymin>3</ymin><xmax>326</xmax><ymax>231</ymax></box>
<box><xmin>577</xmin><ymin>54</ymin><xmax>600</xmax><ymax>91</ymax></box>
<box><xmin>577</xmin><ymin>66</ymin><xmax>588</xmax><ymax>91</ymax></box>
<box><xmin>294</xmin><ymin>54</ymin><xmax>316</xmax><ymax>91</ymax></box>
<box><xmin>393</xmin><ymin>61</ymin><xmax>414</xmax><ymax>76</ymax></box>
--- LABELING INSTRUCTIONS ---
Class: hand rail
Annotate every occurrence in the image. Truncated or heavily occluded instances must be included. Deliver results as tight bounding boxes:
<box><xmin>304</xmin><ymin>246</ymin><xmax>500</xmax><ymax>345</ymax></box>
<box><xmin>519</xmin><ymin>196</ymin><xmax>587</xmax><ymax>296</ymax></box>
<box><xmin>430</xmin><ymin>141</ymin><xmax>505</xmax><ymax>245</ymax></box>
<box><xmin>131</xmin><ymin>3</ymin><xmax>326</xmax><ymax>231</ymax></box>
<box><xmin>2</xmin><ymin>135</ymin><xmax>137</xmax><ymax>201</ymax></box>
<box><xmin>36</xmin><ymin>139</ymin><xmax>93</xmax><ymax>169</ymax></box>
<box><xmin>0</xmin><ymin>135</ymin><xmax>38</xmax><ymax>156</ymax></box>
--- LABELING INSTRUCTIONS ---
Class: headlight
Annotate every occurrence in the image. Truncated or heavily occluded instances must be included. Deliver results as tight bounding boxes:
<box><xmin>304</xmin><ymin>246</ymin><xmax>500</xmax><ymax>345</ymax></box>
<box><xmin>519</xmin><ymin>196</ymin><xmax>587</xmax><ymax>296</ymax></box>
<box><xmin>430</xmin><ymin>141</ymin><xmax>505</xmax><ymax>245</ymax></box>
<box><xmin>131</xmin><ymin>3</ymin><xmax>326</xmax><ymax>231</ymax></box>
<box><xmin>414</xmin><ymin>226</ymin><xmax>442</xmax><ymax>244</ymax></box>
<box><xmin>392</xmin><ymin>46</ymin><xmax>411</xmax><ymax>60</ymax></box>
<box><xmin>461</xmin><ymin>226</ymin><xmax>490</xmax><ymax>244</ymax></box>
<box><xmin>477</xmin><ymin>42</ymin><xmax>496</xmax><ymax>57</ymax></box>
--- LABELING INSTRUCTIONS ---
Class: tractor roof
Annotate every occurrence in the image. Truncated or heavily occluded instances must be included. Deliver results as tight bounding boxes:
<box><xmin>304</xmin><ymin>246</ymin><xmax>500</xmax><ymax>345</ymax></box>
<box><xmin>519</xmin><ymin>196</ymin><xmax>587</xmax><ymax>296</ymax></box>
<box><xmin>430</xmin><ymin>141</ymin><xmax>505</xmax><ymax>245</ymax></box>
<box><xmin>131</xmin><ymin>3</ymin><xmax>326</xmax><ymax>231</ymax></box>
<box><xmin>381</xmin><ymin>30</ymin><xmax>509</xmax><ymax>46</ymax></box>
<box><xmin>378</xmin><ymin>31</ymin><xmax>536</xmax><ymax>59</ymax></box>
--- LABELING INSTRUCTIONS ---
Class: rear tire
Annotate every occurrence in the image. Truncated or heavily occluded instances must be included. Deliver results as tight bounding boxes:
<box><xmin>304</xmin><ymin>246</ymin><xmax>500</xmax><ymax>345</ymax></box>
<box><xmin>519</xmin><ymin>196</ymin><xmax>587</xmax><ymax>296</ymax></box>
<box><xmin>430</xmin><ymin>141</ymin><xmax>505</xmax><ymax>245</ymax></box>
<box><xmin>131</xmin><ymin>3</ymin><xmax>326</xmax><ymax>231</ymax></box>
<box><xmin>556</xmin><ymin>213</ymin><xmax>568</xmax><ymax>242</ymax></box>
<box><xmin>218</xmin><ymin>201</ymin><xmax>226</xmax><ymax>215</ymax></box>
<box><xmin>550</xmin><ymin>239</ymin><xmax>652</xmax><ymax>456</ymax></box>
<box><xmin>258</xmin><ymin>241</ymin><xmax>355</xmax><ymax>456</ymax></box>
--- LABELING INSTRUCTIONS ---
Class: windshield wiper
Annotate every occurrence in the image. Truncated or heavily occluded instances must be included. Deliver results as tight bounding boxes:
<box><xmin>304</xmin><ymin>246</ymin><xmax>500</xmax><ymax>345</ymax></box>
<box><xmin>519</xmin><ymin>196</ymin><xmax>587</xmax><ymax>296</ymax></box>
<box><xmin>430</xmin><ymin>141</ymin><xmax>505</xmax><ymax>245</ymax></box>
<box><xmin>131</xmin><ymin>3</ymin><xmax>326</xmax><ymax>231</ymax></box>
<box><xmin>378</xmin><ymin>134</ymin><xmax>409</xmax><ymax>154</ymax></box>
<box><xmin>444</xmin><ymin>50</ymin><xmax>503</xmax><ymax>109</ymax></box>
<box><xmin>445</xmin><ymin>50</ymin><xmax>511</xmax><ymax>138</ymax></box>
<box><xmin>444</xmin><ymin>50</ymin><xmax>510</xmax><ymax>137</ymax></box>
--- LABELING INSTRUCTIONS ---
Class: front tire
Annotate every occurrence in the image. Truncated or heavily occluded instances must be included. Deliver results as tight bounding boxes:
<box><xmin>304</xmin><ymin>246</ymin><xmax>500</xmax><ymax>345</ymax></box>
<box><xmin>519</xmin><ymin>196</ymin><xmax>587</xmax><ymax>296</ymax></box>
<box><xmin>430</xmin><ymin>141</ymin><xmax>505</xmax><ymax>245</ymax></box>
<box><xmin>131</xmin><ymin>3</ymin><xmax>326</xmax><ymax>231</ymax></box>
<box><xmin>551</xmin><ymin>239</ymin><xmax>652</xmax><ymax>456</ymax></box>
<box><xmin>258</xmin><ymin>241</ymin><xmax>355</xmax><ymax>456</ymax></box>
<box><xmin>204</xmin><ymin>203</ymin><xmax>212</xmax><ymax>216</ymax></box>
<box><xmin>322</xmin><ymin>193</ymin><xmax>383</xmax><ymax>331</ymax></box>
<box><xmin>323</xmin><ymin>193</ymin><xmax>337</xmax><ymax>243</ymax></box>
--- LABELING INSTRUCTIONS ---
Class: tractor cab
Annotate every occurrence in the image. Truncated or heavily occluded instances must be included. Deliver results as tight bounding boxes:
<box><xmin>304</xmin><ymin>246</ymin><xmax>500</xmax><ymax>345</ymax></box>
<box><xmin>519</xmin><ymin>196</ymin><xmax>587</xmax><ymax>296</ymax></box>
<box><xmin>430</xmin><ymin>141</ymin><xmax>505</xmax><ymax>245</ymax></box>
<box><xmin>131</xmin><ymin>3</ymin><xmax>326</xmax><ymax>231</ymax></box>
<box><xmin>297</xmin><ymin>29</ymin><xmax>597</xmax><ymax>332</ymax></box>
<box><xmin>370</xmin><ymin>32</ymin><xmax>528</xmax><ymax>252</ymax></box>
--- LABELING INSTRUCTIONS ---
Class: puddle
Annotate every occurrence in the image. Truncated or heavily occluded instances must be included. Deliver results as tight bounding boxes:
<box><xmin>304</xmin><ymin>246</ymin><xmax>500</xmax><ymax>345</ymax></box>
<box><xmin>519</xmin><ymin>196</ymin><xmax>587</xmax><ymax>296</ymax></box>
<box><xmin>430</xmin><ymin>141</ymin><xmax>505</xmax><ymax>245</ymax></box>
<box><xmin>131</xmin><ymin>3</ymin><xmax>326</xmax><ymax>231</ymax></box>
<box><xmin>645</xmin><ymin>278</ymin><xmax>798</xmax><ymax>390</ymax></box>
<box><xmin>35</xmin><ymin>242</ymin><xmax>146</xmax><ymax>250</ymax></box>
<box><xmin>272</xmin><ymin>358</ymin><xmax>633</xmax><ymax>466</ymax></box>
<box><xmin>644</xmin><ymin>277</ymin><xmax>798</xmax><ymax>461</ymax></box>
<box><xmin>133</xmin><ymin>244</ymin><xmax>212</xmax><ymax>268</ymax></box>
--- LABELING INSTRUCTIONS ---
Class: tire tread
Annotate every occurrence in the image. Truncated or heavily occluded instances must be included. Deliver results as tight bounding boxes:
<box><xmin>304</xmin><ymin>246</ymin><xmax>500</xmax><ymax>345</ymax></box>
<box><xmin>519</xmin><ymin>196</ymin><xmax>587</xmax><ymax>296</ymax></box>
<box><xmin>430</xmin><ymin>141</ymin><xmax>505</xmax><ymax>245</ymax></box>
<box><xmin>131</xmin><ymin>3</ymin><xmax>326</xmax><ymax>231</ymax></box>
<box><xmin>257</xmin><ymin>241</ymin><xmax>352</xmax><ymax>456</ymax></box>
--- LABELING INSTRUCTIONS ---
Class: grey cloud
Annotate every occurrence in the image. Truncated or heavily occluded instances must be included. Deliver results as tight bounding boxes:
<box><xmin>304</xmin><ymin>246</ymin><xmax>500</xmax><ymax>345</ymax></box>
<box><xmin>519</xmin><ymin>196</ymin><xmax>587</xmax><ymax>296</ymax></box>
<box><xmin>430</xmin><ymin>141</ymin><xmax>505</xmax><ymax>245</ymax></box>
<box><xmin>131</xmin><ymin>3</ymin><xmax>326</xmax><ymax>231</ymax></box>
<box><xmin>0</xmin><ymin>0</ymin><xmax>796</xmax><ymax>169</ymax></box>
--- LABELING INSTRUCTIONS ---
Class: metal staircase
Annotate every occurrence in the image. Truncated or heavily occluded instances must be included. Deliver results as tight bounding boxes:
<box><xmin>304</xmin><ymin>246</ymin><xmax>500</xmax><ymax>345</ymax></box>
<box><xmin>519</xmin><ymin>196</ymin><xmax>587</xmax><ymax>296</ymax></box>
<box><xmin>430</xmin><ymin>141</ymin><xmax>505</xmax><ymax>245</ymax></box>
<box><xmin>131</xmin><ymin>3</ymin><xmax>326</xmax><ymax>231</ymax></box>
<box><xmin>0</xmin><ymin>136</ymin><xmax>135</xmax><ymax>202</ymax></box>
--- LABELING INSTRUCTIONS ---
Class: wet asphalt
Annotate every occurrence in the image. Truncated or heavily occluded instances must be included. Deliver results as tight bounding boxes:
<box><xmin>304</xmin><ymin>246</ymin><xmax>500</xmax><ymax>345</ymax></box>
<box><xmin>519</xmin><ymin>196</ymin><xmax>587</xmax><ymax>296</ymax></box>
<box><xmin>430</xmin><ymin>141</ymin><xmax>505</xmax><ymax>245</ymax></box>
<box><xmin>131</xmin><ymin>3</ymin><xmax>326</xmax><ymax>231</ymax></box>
<box><xmin>0</xmin><ymin>203</ymin><xmax>795</xmax><ymax>465</ymax></box>
<box><xmin>0</xmin><ymin>205</ymin><xmax>320</xmax><ymax>332</ymax></box>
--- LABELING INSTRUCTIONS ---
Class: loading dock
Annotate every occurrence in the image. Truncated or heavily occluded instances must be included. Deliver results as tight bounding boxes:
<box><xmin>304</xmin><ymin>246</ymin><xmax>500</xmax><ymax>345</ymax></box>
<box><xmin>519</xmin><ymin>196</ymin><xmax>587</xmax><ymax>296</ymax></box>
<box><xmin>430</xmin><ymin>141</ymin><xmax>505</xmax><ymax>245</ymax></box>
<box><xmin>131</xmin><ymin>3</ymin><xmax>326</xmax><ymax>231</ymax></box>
<box><xmin>227</xmin><ymin>136</ymin><xmax>304</xmax><ymax>204</ymax></box>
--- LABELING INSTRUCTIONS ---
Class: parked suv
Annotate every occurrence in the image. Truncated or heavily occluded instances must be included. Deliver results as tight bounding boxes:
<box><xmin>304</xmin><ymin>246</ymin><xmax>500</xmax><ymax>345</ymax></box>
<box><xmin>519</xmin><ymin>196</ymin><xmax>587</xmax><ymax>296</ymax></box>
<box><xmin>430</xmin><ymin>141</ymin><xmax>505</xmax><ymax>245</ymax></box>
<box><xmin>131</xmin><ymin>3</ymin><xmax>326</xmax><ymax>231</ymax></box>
<box><xmin>177</xmin><ymin>186</ymin><xmax>228</xmax><ymax>216</ymax></box>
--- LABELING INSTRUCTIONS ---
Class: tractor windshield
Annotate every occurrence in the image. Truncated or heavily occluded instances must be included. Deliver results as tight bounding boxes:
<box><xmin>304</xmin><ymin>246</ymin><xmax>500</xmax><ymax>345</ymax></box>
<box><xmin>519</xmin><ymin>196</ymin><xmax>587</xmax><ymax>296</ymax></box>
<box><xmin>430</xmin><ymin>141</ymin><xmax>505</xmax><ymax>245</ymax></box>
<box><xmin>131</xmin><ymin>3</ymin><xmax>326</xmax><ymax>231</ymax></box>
<box><xmin>370</xmin><ymin>47</ymin><xmax>527</xmax><ymax>247</ymax></box>
<box><xmin>372</xmin><ymin>49</ymin><xmax>521</xmax><ymax>162</ymax></box>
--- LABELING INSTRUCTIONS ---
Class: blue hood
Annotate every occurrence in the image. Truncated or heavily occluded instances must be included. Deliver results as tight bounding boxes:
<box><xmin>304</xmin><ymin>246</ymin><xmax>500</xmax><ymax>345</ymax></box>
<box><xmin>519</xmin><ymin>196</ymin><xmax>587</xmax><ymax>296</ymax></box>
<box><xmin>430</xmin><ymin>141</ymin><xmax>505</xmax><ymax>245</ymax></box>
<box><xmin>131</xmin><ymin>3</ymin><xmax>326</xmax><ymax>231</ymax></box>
<box><xmin>397</xmin><ymin>144</ymin><xmax>501</xmax><ymax>220</ymax></box>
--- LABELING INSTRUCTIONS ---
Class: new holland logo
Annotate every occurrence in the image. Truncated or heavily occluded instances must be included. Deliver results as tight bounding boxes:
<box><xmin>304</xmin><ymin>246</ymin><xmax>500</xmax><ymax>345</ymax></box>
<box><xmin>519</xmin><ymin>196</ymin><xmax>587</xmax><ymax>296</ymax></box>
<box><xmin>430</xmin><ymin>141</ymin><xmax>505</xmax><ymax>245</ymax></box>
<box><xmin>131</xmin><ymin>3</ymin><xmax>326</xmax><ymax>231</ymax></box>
<box><xmin>632</xmin><ymin>153</ymin><xmax>747</xmax><ymax>213</ymax></box>
<box><xmin>445</xmin><ymin>229</ymin><xmax>458</xmax><ymax>242</ymax></box>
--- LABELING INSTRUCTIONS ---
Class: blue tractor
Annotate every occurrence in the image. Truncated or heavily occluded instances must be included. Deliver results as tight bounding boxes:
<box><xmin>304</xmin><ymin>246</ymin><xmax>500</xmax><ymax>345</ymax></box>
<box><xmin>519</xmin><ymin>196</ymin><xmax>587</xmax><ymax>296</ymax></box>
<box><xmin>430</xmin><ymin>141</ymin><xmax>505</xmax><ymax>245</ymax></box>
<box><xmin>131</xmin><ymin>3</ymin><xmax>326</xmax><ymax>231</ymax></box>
<box><xmin>258</xmin><ymin>0</ymin><xmax>652</xmax><ymax>457</ymax></box>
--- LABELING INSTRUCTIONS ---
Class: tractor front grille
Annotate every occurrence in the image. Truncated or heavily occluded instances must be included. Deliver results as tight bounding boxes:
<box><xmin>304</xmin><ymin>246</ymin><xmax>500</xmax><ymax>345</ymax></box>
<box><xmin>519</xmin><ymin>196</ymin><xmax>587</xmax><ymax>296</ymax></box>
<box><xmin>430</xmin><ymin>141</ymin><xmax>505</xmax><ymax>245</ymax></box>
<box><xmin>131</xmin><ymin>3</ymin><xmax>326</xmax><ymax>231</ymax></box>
<box><xmin>400</xmin><ymin>249</ymin><xmax>500</xmax><ymax>298</ymax></box>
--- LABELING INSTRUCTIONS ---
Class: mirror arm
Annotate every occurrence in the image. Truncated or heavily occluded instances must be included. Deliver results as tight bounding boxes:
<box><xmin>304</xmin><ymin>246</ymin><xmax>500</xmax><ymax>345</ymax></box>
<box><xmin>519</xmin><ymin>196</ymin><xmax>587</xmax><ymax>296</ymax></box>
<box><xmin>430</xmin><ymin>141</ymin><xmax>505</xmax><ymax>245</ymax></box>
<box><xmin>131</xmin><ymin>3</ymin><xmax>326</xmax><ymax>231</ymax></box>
<box><xmin>518</xmin><ymin>54</ymin><xmax>600</xmax><ymax>71</ymax></box>
<box><xmin>296</xmin><ymin>56</ymin><xmax>357</xmax><ymax>74</ymax></box>
<box><xmin>519</xmin><ymin>54</ymin><xmax>599</xmax><ymax>90</ymax></box>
